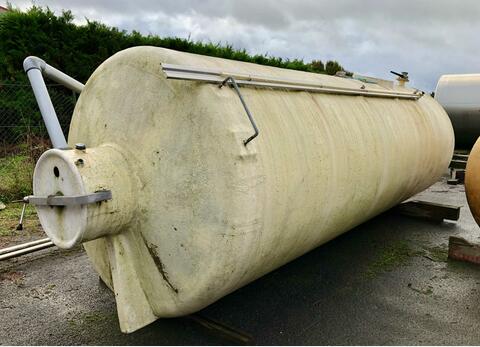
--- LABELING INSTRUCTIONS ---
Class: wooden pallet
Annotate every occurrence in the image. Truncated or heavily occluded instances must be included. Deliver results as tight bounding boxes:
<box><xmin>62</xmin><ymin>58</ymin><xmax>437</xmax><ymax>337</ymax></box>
<box><xmin>395</xmin><ymin>200</ymin><xmax>461</xmax><ymax>223</ymax></box>
<box><xmin>448</xmin><ymin>152</ymin><xmax>469</xmax><ymax>185</ymax></box>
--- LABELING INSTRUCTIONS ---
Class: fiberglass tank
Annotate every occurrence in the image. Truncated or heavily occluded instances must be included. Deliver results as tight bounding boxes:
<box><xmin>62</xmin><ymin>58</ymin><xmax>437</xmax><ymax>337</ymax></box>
<box><xmin>32</xmin><ymin>47</ymin><xmax>454</xmax><ymax>332</ymax></box>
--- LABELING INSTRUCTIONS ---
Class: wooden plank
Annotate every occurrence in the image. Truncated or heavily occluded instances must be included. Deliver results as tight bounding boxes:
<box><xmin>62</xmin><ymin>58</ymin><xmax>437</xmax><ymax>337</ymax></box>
<box><xmin>449</xmin><ymin>160</ymin><xmax>467</xmax><ymax>170</ymax></box>
<box><xmin>395</xmin><ymin>200</ymin><xmax>461</xmax><ymax>222</ymax></box>
<box><xmin>455</xmin><ymin>169</ymin><xmax>465</xmax><ymax>183</ymax></box>
<box><xmin>447</xmin><ymin>178</ymin><xmax>459</xmax><ymax>185</ymax></box>
<box><xmin>448</xmin><ymin>236</ymin><xmax>480</xmax><ymax>265</ymax></box>
<box><xmin>188</xmin><ymin>314</ymin><xmax>254</xmax><ymax>345</ymax></box>
<box><xmin>448</xmin><ymin>169</ymin><xmax>465</xmax><ymax>185</ymax></box>
<box><xmin>452</xmin><ymin>154</ymin><xmax>469</xmax><ymax>161</ymax></box>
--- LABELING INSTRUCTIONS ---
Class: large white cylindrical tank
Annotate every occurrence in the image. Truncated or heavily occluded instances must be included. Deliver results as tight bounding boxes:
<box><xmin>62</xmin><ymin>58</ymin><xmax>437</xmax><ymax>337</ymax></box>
<box><xmin>435</xmin><ymin>74</ymin><xmax>480</xmax><ymax>148</ymax></box>
<box><xmin>32</xmin><ymin>47</ymin><xmax>454</xmax><ymax>333</ymax></box>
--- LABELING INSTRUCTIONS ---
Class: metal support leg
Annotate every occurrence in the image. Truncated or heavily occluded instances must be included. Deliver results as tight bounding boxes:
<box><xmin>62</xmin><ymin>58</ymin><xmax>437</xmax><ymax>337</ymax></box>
<box><xmin>16</xmin><ymin>203</ymin><xmax>27</xmax><ymax>230</ymax></box>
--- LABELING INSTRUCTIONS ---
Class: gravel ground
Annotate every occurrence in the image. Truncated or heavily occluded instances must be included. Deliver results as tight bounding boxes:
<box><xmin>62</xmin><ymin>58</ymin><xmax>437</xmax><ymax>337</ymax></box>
<box><xmin>1</xmin><ymin>176</ymin><xmax>480</xmax><ymax>345</ymax></box>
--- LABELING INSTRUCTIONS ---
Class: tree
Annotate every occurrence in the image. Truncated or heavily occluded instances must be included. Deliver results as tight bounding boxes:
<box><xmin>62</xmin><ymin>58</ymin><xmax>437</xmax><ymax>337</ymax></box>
<box><xmin>0</xmin><ymin>6</ymin><xmax>346</xmax><ymax>83</ymax></box>
<box><xmin>325</xmin><ymin>60</ymin><xmax>343</xmax><ymax>75</ymax></box>
<box><xmin>0</xmin><ymin>6</ymin><xmax>347</xmax><ymax>137</ymax></box>
<box><xmin>310</xmin><ymin>60</ymin><xmax>325</xmax><ymax>73</ymax></box>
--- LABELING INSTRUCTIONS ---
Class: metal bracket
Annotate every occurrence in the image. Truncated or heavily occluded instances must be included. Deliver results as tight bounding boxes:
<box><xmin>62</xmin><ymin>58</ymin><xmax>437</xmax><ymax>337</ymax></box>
<box><xmin>219</xmin><ymin>76</ymin><xmax>259</xmax><ymax>146</ymax></box>
<box><xmin>24</xmin><ymin>190</ymin><xmax>112</xmax><ymax>207</ymax></box>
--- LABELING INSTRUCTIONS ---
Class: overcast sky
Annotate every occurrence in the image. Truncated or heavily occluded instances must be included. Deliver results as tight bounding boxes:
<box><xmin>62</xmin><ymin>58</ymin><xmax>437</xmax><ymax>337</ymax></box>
<box><xmin>6</xmin><ymin>0</ymin><xmax>480</xmax><ymax>92</ymax></box>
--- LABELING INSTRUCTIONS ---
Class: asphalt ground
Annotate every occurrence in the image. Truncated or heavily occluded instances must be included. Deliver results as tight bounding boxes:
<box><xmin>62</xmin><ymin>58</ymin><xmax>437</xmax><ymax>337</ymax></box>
<box><xmin>1</xmin><ymin>176</ymin><xmax>480</xmax><ymax>345</ymax></box>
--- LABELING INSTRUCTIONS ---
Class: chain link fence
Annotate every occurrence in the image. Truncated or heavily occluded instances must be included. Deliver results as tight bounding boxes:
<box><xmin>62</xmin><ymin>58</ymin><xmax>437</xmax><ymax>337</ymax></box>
<box><xmin>0</xmin><ymin>82</ymin><xmax>77</xmax><ymax>156</ymax></box>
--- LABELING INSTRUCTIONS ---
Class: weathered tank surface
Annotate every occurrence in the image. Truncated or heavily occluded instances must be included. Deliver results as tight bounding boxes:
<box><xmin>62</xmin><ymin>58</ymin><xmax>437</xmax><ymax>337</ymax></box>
<box><xmin>435</xmin><ymin>73</ymin><xmax>480</xmax><ymax>149</ymax></box>
<box><xmin>32</xmin><ymin>47</ymin><xmax>454</xmax><ymax>332</ymax></box>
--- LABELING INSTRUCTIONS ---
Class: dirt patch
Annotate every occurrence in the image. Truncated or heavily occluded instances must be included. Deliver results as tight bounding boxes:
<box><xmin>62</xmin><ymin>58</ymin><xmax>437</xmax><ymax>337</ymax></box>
<box><xmin>0</xmin><ymin>270</ymin><xmax>25</xmax><ymax>286</ymax></box>
<box><xmin>407</xmin><ymin>283</ymin><xmax>434</xmax><ymax>295</ymax></box>
<box><xmin>67</xmin><ymin>310</ymin><xmax>117</xmax><ymax>328</ymax></box>
<box><xmin>26</xmin><ymin>284</ymin><xmax>58</xmax><ymax>300</ymax></box>
<box><xmin>421</xmin><ymin>244</ymin><xmax>449</xmax><ymax>262</ymax></box>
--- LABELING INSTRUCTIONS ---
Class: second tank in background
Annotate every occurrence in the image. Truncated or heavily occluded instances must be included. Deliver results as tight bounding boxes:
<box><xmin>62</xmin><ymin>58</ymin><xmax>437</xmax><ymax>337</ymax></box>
<box><xmin>435</xmin><ymin>73</ymin><xmax>480</xmax><ymax>149</ymax></box>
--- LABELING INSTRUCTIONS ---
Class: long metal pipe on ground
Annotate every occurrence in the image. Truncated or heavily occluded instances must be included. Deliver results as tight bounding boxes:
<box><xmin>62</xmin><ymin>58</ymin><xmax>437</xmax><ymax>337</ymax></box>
<box><xmin>0</xmin><ymin>238</ymin><xmax>55</xmax><ymax>261</ymax></box>
<box><xmin>0</xmin><ymin>237</ymin><xmax>51</xmax><ymax>255</ymax></box>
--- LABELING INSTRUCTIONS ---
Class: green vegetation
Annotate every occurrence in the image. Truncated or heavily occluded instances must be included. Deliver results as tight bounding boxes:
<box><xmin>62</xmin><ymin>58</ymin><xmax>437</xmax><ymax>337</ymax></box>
<box><xmin>0</xmin><ymin>136</ymin><xmax>48</xmax><ymax>204</ymax></box>
<box><xmin>0</xmin><ymin>5</ymin><xmax>344</xmax><ymax>146</ymax></box>
<box><xmin>365</xmin><ymin>241</ymin><xmax>419</xmax><ymax>278</ymax></box>
<box><xmin>0</xmin><ymin>203</ymin><xmax>39</xmax><ymax>236</ymax></box>
<box><xmin>0</xmin><ymin>143</ymin><xmax>43</xmax><ymax>241</ymax></box>
<box><xmin>0</xmin><ymin>153</ymin><xmax>34</xmax><ymax>202</ymax></box>
<box><xmin>0</xmin><ymin>6</ymin><xmax>344</xmax><ymax>84</ymax></box>
<box><xmin>364</xmin><ymin>241</ymin><xmax>450</xmax><ymax>278</ymax></box>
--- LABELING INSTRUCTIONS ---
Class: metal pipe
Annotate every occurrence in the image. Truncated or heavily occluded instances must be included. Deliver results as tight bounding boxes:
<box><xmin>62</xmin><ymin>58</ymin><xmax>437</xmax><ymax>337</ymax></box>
<box><xmin>23</xmin><ymin>56</ymin><xmax>85</xmax><ymax>149</ymax></box>
<box><xmin>23</xmin><ymin>56</ymin><xmax>84</xmax><ymax>93</ymax></box>
<box><xmin>162</xmin><ymin>63</ymin><xmax>423</xmax><ymax>100</ymax></box>
<box><xmin>0</xmin><ymin>241</ymin><xmax>55</xmax><ymax>261</ymax></box>
<box><xmin>25</xmin><ymin>67</ymin><xmax>68</xmax><ymax>148</ymax></box>
<box><xmin>16</xmin><ymin>202</ymin><xmax>27</xmax><ymax>230</ymax></box>
<box><xmin>0</xmin><ymin>238</ymin><xmax>51</xmax><ymax>256</ymax></box>
<box><xmin>43</xmin><ymin>64</ymin><xmax>84</xmax><ymax>94</ymax></box>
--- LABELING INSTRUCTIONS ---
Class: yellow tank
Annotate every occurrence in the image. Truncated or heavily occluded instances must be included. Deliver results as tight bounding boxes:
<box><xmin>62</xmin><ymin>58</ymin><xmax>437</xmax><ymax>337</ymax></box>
<box><xmin>32</xmin><ymin>47</ymin><xmax>454</xmax><ymax>332</ymax></box>
<box><xmin>465</xmin><ymin>139</ymin><xmax>480</xmax><ymax>224</ymax></box>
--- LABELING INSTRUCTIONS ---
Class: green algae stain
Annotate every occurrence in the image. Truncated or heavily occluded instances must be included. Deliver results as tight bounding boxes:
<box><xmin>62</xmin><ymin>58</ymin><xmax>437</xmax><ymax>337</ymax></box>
<box><xmin>365</xmin><ymin>241</ymin><xmax>420</xmax><ymax>278</ymax></box>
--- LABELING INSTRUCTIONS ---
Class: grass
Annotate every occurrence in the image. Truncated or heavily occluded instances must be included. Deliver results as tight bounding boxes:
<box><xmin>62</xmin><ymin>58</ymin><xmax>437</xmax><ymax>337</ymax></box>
<box><xmin>0</xmin><ymin>154</ymin><xmax>34</xmax><ymax>202</ymax></box>
<box><xmin>0</xmin><ymin>140</ymin><xmax>50</xmax><ymax>246</ymax></box>
<box><xmin>1</xmin><ymin>136</ymin><xmax>50</xmax><ymax>203</ymax></box>
<box><xmin>0</xmin><ymin>203</ymin><xmax>40</xmax><ymax>237</ymax></box>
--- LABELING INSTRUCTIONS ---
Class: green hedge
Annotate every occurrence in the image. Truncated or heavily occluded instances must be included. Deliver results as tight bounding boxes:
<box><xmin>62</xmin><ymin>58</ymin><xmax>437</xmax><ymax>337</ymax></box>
<box><xmin>0</xmin><ymin>6</ymin><xmax>344</xmax><ymax>84</ymax></box>
<box><xmin>0</xmin><ymin>6</ymin><xmax>344</xmax><ymax>143</ymax></box>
